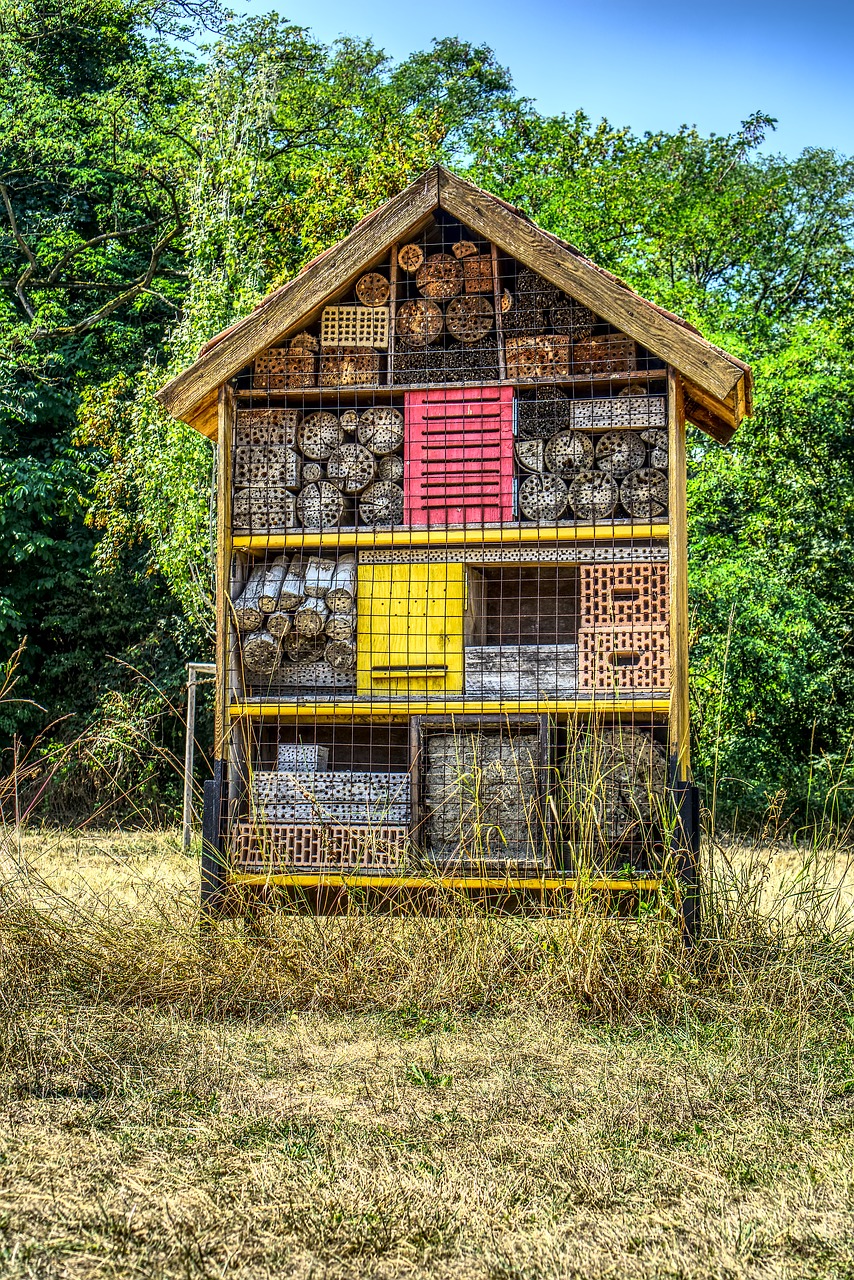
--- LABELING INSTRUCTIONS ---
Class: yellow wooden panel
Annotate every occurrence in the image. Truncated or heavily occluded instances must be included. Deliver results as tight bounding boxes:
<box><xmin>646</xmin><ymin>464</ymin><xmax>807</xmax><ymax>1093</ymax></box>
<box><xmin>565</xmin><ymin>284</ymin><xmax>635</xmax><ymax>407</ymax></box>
<box><xmin>357</xmin><ymin>563</ymin><xmax>465</xmax><ymax>697</ymax></box>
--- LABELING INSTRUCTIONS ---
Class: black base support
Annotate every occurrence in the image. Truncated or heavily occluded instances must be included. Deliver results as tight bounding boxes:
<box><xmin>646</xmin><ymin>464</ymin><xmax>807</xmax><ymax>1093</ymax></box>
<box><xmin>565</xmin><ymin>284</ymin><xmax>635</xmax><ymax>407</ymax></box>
<box><xmin>200</xmin><ymin>758</ymin><xmax>228</xmax><ymax>923</ymax></box>
<box><xmin>668</xmin><ymin>763</ymin><xmax>701</xmax><ymax>948</ymax></box>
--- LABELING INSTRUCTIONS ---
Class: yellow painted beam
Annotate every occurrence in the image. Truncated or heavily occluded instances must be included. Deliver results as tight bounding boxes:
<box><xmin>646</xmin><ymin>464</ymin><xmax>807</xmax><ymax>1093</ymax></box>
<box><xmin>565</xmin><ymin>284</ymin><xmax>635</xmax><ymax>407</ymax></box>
<box><xmin>229</xmin><ymin>873</ymin><xmax>663</xmax><ymax>891</ymax></box>
<box><xmin>233</xmin><ymin>524</ymin><xmax>669</xmax><ymax>553</ymax></box>
<box><xmin>230</xmin><ymin>698</ymin><xmax>671</xmax><ymax>720</ymax></box>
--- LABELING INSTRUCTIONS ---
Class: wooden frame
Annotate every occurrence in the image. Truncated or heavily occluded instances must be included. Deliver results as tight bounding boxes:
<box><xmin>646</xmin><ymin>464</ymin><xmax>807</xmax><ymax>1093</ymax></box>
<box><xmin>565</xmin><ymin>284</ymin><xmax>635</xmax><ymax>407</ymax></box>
<box><xmin>156</xmin><ymin>167</ymin><xmax>751</xmax><ymax>444</ymax></box>
<box><xmin>667</xmin><ymin>368</ymin><xmax>690</xmax><ymax>779</ymax></box>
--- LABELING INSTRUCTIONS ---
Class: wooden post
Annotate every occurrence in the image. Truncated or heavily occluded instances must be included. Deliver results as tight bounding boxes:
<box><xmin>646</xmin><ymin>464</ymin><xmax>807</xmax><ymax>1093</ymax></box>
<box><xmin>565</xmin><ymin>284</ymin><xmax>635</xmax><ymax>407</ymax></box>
<box><xmin>215</xmin><ymin>382</ymin><xmax>234</xmax><ymax>763</ymax></box>
<box><xmin>388</xmin><ymin>243</ymin><xmax>398</xmax><ymax>384</ymax></box>
<box><xmin>491</xmin><ymin>241</ymin><xmax>506</xmax><ymax>381</ymax></box>
<box><xmin>667</xmin><ymin>367</ymin><xmax>690</xmax><ymax>779</ymax></box>
<box><xmin>182</xmin><ymin>661</ymin><xmax>216</xmax><ymax>851</ymax></box>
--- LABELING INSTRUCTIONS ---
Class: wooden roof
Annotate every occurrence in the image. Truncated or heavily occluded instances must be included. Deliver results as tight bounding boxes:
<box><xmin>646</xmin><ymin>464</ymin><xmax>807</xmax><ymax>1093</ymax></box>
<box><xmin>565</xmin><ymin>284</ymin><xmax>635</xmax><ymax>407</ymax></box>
<box><xmin>156</xmin><ymin>165</ymin><xmax>752</xmax><ymax>444</ymax></box>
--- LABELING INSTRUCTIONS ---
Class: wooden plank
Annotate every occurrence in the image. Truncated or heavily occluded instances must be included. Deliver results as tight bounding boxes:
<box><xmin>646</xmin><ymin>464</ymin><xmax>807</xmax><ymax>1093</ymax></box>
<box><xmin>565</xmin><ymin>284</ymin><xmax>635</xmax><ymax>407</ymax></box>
<box><xmin>490</xmin><ymin>241</ymin><xmax>506</xmax><ymax>380</ymax></box>
<box><xmin>438</xmin><ymin>169</ymin><xmax>746</xmax><ymax>405</ymax></box>
<box><xmin>232</xmin><ymin>522</ymin><xmax>670</xmax><ymax>553</ymax></box>
<box><xmin>157</xmin><ymin>169</ymin><xmax>440</xmax><ymax>422</ymax></box>
<box><xmin>356</xmin><ymin>562</ymin><xmax>466</xmax><ymax>697</ymax></box>
<box><xmin>229</xmin><ymin>872</ymin><xmax>663</xmax><ymax>891</ymax></box>
<box><xmin>215</xmin><ymin>383</ymin><xmax>234</xmax><ymax>761</ymax></box>
<box><xmin>683</xmin><ymin>393</ymin><xmax>734</xmax><ymax>445</ymax></box>
<box><xmin>230</xmin><ymin>697</ymin><xmax>672</xmax><ymax>719</ymax></box>
<box><xmin>668</xmin><ymin>367</ymin><xmax>690</xmax><ymax>778</ymax></box>
<box><xmin>186</xmin><ymin>389</ymin><xmax>219</xmax><ymax>440</ymax></box>
<box><xmin>681</xmin><ymin>377</ymin><xmax>737</xmax><ymax>429</ymax></box>
<box><xmin>388</xmin><ymin>241</ymin><xmax>398</xmax><ymax>383</ymax></box>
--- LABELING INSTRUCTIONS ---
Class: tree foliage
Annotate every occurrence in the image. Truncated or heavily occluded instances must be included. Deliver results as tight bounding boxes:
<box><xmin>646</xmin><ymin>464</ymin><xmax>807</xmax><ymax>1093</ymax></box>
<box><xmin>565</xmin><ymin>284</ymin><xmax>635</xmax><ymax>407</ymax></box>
<box><xmin>2</xmin><ymin>0</ymin><xmax>853</xmax><ymax>826</ymax></box>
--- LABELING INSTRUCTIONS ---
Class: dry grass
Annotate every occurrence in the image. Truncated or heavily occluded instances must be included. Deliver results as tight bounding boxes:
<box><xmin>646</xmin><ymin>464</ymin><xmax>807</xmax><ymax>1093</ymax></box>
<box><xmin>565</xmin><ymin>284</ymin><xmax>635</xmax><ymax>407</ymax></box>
<box><xmin>1</xmin><ymin>828</ymin><xmax>854</xmax><ymax>1279</ymax></box>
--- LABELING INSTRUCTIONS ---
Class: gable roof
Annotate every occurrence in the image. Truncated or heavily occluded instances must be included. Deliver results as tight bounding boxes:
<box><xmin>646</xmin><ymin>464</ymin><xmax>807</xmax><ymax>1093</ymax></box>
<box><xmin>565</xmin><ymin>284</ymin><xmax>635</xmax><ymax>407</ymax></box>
<box><xmin>156</xmin><ymin>165</ymin><xmax>752</xmax><ymax>444</ymax></box>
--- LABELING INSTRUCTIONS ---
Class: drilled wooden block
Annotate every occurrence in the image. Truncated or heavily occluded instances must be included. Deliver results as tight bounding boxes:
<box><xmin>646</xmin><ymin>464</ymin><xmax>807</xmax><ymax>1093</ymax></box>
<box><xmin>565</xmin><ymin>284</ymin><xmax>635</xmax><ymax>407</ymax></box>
<box><xmin>276</xmin><ymin>744</ymin><xmax>329</xmax><ymax>771</ymax></box>
<box><xmin>568</xmin><ymin>395</ymin><xmax>666</xmax><ymax>430</ymax></box>
<box><xmin>236</xmin><ymin>409</ymin><xmax>301</xmax><ymax>449</ymax></box>
<box><xmin>505</xmin><ymin>334</ymin><xmax>572</xmax><ymax>379</ymax></box>
<box><xmin>254</xmin><ymin>771</ymin><xmax>410</xmax><ymax>806</ymax></box>
<box><xmin>254</xmin><ymin>348</ymin><xmax>315</xmax><ymax>389</ymax></box>
<box><xmin>319</xmin><ymin>347</ymin><xmax>381</xmax><ymax>386</ymax></box>
<box><xmin>462</xmin><ymin>254</ymin><xmax>494</xmax><ymax>294</ymax></box>
<box><xmin>359</xmin><ymin>545</ymin><xmax>669</xmax><ymax>565</ymax></box>
<box><xmin>232</xmin><ymin>487</ymin><xmax>298</xmax><ymax>531</ymax></box>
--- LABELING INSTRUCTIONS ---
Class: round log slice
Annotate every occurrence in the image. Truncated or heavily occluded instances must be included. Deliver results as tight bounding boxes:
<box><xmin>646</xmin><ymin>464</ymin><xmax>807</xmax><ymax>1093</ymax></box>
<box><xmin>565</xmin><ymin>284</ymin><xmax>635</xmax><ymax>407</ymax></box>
<box><xmin>339</xmin><ymin>409</ymin><xmax>360</xmax><ymax>433</ymax></box>
<box><xmin>518</xmin><ymin>473</ymin><xmax>569</xmax><ymax>522</ymax></box>
<box><xmin>355</xmin><ymin>272</ymin><xmax>390</xmax><ymax>306</ymax></box>
<box><xmin>445</xmin><ymin>295</ymin><xmax>494</xmax><ymax>343</ymax></box>
<box><xmin>242</xmin><ymin>629</ymin><xmax>280</xmax><ymax>677</ymax></box>
<box><xmin>396</xmin><ymin>299</ymin><xmax>444</xmax><ymax>345</ymax></box>
<box><xmin>326</xmin><ymin>443</ymin><xmax>376</xmax><ymax>494</ymax></box>
<box><xmin>298</xmin><ymin>411</ymin><xmax>344</xmax><ymax>460</ymax></box>
<box><xmin>296</xmin><ymin>480</ymin><xmax>344</xmax><ymax>529</ymax></box>
<box><xmin>397</xmin><ymin>243</ymin><xmax>424</xmax><ymax>273</ymax></box>
<box><xmin>620</xmin><ymin>468</ymin><xmax>669</xmax><ymax>519</ymax></box>
<box><xmin>544</xmin><ymin>430</ymin><xmax>594</xmax><ymax>474</ymax></box>
<box><xmin>567</xmin><ymin>470</ymin><xmax>618</xmax><ymax>520</ymax></box>
<box><xmin>416</xmin><ymin>253</ymin><xmax>462</xmax><ymax>300</ymax></box>
<box><xmin>359</xmin><ymin>480</ymin><xmax>404</xmax><ymax>526</ymax></box>
<box><xmin>451</xmin><ymin>240</ymin><xmax>478</xmax><ymax>259</ymax></box>
<box><xmin>301</xmin><ymin>461</ymin><xmax>323</xmax><ymax>484</ymax></box>
<box><xmin>357</xmin><ymin>406</ymin><xmax>405</xmax><ymax>454</ymax></box>
<box><xmin>325</xmin><ymin>640</ymin><xmax>356</xmax><ymax>671</ymax></box>
<box><xmin>595</xmin><ymin>430</ymin><xmax>646</xmax><ymax>477</ymax></box>
<box><xmin>515</xmin><ymin>438</ymin><xmax>545</xmax><ymax>473</ymax></box>
<box><xmin>266</xmin><ymin>611</ymin><xmax>293</xmax><ymax>640</ymax></box>
<box><xmin>286</xmin><ymin>634</ymin><xmax>325</xmax><ymax>664</ymax></box>
<box><xmin>640</xmin><ymin>428</ymin><xmax>669</xmax><ymax>469</ymax></box>
<box><xmin>377</xmin><ymin>453</ymin><xmax>404</xmax><ymax>483</ymax></box>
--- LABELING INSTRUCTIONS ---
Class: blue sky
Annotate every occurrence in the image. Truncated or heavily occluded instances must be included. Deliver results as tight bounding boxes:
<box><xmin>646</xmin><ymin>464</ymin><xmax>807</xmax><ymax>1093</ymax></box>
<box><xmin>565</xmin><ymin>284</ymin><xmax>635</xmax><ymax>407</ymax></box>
<box><xmin>232</xmin><ymin>0</ymin><xmax>852</xmax><ymax>157</ymax></box>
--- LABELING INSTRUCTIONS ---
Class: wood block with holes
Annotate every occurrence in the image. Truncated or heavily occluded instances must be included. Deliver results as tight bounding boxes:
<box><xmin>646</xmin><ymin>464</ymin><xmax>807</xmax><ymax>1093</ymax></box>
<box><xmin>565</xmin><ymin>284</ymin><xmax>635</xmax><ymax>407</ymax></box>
<box><xmin>579</xmin><ymin>564</ymin><xmax>669</xmax><ymax>628</ymax></box>
<box><xmin>404</xmin><ymin>386</ymin><xmax>514</xmax><ymax>526</ymax></box>
<box><xmin>462</xmin><ymin>254</ymin><xmax>494</xmax><ymax>293</ymax></box>
<box><xmin>578</xmin><ymin>625</ymin><xmax>670</xmax><ymax>694</ymax></box>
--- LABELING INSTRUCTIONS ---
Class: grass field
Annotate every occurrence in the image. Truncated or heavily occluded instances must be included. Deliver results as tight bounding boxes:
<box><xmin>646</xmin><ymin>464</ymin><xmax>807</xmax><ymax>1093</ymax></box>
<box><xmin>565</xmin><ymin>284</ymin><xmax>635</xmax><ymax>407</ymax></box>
<box><xmin>2</xmin><ymin>829</ymin><xmax>854</xmax><ymax>1279</ymax></box>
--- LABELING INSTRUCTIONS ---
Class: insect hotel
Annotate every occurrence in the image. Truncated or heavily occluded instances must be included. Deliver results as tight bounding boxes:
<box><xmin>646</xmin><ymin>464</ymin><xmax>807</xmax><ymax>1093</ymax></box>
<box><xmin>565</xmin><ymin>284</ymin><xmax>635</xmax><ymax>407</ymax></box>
<box><xmin>156</xmin><ymin>166</ymin><xmax>752</xmax><ymax>931</ymax></box>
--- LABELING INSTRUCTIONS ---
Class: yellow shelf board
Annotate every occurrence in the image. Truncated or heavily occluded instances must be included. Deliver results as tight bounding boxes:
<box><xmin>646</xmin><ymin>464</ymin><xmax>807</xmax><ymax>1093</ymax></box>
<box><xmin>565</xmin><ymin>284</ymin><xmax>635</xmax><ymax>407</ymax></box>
<box><xmin>233</xmin><ymin>523</ymin><xmax>669</xmax><ymax>552</ymax></box>
<box><xmin>229</xmin><ymin>872</ymin><xmax>662</xmax><ymax>891</ymax></box>
<box><xmin>230</xmin><ymin>698</ymin><xmax>671</xmax><ymax>719</ymax></box>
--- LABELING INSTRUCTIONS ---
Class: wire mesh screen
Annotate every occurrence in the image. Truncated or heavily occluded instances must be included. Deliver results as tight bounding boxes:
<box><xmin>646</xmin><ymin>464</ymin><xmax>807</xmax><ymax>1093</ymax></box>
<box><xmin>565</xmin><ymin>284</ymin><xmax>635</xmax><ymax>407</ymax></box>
<box><xmin>224</xmin><ymin>211</ymin><xmax>672</xmax><ymax>889</ymax></box>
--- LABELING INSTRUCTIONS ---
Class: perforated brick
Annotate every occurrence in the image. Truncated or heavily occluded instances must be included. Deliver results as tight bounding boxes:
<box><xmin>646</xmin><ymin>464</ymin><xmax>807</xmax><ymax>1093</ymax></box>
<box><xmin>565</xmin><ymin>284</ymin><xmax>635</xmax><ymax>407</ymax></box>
<box><xmin>578</xmin><ymin>625</ymin><xmax>670</xmax><ymax>694</ymax></box>
<box><xmin>231</xmin><ymin>822</ymin><xmax>408</xmax><ymax>874</ymax></box>
<box><xmin>579</xmin><ymin>563</ymin><xmax>669</xmax><ymax>628</ymax></box>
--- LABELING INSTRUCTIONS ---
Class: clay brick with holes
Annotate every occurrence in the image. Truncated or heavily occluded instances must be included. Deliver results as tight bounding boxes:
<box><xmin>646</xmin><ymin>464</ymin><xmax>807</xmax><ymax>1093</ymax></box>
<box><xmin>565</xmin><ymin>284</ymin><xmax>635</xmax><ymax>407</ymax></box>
<box><xmin>579</xmin><ymin>564</ymin><xmax>670</xmax><ymax>628</ymax></box>
<box><xmin>320</xmin><ymin>306</ymin><xmax>389</xmax><ymax>349</ymax></box>
<box><xmin>578</xmin><ymin>625</ymin><xmax>670</xmax><ymax>693</ymax></box>
<box><xmin>231</xmin><ymin>822</ymin><xmax>408</xmax><ymax>874</ymax></box>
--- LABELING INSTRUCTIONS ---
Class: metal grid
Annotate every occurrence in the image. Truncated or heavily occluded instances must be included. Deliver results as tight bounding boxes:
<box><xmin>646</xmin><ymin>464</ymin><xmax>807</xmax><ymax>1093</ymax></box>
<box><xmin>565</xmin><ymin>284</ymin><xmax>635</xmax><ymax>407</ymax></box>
<box><xmin>224</xmin><ymin>212</ymin><xmax>673</xmax><ymax>880</ymax></box>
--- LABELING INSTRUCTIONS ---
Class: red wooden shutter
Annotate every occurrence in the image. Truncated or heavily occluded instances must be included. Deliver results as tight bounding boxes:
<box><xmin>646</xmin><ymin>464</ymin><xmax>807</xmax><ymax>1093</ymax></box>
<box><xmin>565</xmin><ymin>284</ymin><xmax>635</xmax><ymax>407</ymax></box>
<box><xmin>404</xmin><ymin>386</ymin><xmax>515</xmax><ymax>526</ymax></box>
